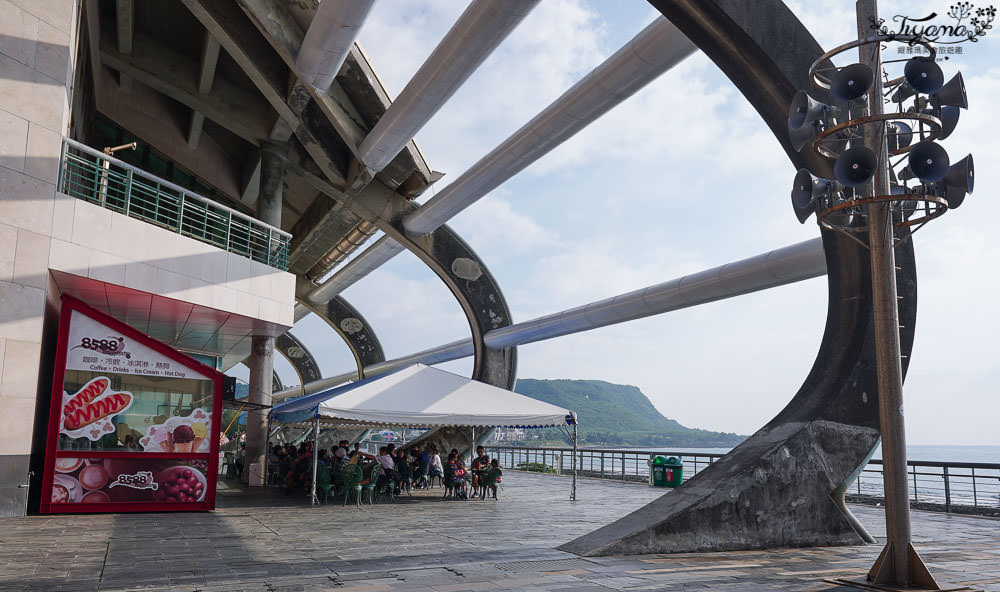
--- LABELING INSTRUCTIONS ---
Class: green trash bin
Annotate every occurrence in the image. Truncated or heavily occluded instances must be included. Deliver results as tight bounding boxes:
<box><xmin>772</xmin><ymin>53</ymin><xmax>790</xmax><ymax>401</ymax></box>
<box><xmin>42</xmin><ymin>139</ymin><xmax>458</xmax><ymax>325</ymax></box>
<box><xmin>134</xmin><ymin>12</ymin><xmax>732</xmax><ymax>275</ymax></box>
<box><xmin>651</xmin><ymin>456</ymin><xmax>668</xmax><ymax>486</ymax></box>
<box><xmin>664</xmin><ymin>456</ymin><xmax>684</xmax><ymax>487</ymax></box>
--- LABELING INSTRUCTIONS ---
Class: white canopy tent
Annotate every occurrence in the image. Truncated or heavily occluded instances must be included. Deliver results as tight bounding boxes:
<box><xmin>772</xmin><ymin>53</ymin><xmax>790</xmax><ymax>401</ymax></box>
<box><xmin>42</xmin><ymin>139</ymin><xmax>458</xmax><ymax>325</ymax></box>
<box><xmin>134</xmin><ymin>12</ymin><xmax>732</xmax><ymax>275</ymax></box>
<box><xmin>267</xmin><ymin>364</ymin><xmax>579</xmax><ymax>503</ymax></box>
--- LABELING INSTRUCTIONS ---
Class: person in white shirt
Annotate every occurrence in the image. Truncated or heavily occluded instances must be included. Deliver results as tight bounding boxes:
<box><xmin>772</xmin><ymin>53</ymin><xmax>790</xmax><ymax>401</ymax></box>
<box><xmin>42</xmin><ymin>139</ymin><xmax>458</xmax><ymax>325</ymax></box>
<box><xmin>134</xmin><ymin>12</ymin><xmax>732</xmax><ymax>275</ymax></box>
<box><xmin>376</xmin><ymin>446</ymin><xmax>397</xmax><ymax>492</ymax></box>
<box><xmin>428</xmin><ymin>445</ymin><xmax>444</xmax><ymax>487</ymax></box>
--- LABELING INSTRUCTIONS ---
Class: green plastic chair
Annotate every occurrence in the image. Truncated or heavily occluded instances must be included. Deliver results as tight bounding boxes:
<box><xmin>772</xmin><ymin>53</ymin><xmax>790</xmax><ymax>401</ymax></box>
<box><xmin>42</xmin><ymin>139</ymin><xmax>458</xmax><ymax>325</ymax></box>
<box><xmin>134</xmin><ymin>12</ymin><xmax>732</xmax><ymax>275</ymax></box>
<box><xmin>316</xmin><ymin>469</ymin><xmax>334</xmax><ymax>503</ymax></box>
<box><xmin>361</xmin><ymin>463</ymin><xmax>384</xmax><ymax>504</ymax></box>
<box><xmin>341</xmin><ymin>463</ymin><xmax>364</xmax><ymax>507</ymax></box>
<box><xmin>478</xmin><ymin>468</ymin><xmax>501</xmax><ymax>500</ymax></box>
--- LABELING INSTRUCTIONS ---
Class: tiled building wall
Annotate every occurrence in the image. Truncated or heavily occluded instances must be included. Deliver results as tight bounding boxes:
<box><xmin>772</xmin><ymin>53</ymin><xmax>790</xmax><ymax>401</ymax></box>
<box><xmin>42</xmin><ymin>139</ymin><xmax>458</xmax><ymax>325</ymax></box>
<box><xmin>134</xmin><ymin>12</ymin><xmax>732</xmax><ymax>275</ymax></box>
<box><xmin>0</xmin><ymin>1</ymin><xmax>295</xmax><ymax>516</ymax></box>
<box><xmin>0</xmin><ymin>0</ymin><xmax>78</xmax><ymax>517</ymax></box>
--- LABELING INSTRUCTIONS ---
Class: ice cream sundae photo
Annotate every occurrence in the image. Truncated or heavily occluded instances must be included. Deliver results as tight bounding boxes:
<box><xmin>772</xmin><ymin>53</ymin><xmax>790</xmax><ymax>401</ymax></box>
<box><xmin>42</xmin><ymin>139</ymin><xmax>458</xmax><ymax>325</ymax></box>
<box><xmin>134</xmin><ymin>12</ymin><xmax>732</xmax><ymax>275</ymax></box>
<box><xmin>140</xmin><ymin>409</ymin><xmax>211</xmax><ymax>453</ymax></box>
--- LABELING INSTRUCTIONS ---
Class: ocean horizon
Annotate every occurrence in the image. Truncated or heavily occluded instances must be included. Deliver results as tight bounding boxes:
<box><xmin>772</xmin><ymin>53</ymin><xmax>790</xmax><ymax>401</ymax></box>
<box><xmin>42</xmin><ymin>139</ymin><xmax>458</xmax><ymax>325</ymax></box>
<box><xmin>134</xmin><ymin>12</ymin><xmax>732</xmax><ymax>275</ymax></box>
<box><xmin>601</xmin><ymin>444</ymin><xmax>999</xmax><ymax>464</ymax></box>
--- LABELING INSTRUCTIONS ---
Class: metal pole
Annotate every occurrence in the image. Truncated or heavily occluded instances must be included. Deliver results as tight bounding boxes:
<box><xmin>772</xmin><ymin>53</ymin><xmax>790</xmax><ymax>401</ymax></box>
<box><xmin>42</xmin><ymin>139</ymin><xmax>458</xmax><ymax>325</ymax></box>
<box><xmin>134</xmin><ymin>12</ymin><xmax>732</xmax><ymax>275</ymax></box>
<box><xmin>263</xmin><ymin>418</ymin><xmax>271</xmax><ymax>487</ymax></box>
<box><xmin>855</xmin><ymin>2</ymin><xmax>929</xmax><ymax>587</ymax></box>
<box><xmin>572</xmin><ymin>421</ymin><xmax>578</xmax><ymax>501</ymax></box>
<box><xmin>310</xmin><ymin>414</ymin><xmax>319</xmax><ymax>505</ymax></box>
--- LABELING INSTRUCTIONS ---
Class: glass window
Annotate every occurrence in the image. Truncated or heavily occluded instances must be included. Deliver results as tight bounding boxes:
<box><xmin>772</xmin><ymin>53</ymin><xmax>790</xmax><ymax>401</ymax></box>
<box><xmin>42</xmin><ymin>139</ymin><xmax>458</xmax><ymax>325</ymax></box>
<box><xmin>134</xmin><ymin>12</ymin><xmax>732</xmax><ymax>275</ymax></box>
<box><xmin>58</xmin><ymin>370</ymin><xmax>214</xmax><ymax>453</ymax></box>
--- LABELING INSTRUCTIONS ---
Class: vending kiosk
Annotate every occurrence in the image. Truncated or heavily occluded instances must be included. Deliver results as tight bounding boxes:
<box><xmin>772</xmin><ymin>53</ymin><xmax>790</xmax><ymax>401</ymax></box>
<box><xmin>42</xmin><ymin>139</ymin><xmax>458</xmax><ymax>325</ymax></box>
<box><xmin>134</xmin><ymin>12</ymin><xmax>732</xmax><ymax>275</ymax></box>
<box><xmin>40</xmin><ymin>295</ymin><xmax>224</xmax><ymax>513</ymax></box>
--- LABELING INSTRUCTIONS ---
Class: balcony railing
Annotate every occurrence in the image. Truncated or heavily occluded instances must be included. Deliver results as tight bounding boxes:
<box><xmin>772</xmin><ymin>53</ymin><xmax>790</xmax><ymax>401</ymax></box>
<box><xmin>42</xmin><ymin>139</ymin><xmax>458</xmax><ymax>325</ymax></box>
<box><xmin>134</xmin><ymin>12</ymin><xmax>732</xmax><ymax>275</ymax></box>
<box><xmin>58</xmin><ymin>138</ymin><xmax>291</xmax><ymax>271</ymax></box>
<box><xmin>487</xmin><ymin>445</ymin><xmax>1000</xmax><ymax>516</ymax></box>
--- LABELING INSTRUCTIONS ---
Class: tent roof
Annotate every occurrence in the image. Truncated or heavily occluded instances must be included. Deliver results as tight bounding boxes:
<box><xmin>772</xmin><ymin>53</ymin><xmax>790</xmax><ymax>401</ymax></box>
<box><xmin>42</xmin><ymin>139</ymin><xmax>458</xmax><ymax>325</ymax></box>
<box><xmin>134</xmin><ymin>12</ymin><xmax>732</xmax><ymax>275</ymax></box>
<box><xmin>269</xmin><ymin>364</ymin><xmax>575</xmax><ymax>428</ymax></box>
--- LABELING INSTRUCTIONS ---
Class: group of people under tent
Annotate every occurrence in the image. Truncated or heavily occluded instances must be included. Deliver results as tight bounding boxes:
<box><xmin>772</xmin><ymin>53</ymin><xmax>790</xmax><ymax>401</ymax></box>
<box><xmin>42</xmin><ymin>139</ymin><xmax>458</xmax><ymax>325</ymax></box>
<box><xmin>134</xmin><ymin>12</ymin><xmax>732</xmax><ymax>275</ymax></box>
<box><xmin>267</xmin><ymin>439</ymin><xmax>503</xmax><ymax>501</ymax></box>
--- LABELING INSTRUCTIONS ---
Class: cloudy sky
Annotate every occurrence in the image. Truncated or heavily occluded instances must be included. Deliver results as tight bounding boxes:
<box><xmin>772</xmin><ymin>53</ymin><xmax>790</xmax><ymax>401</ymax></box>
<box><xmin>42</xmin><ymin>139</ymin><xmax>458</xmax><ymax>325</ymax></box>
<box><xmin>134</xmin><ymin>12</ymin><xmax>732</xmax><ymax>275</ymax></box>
<box><xmin>278</xmin><ymin>0</ymin><xmax>998</xmax><ymax>447</ymax></box>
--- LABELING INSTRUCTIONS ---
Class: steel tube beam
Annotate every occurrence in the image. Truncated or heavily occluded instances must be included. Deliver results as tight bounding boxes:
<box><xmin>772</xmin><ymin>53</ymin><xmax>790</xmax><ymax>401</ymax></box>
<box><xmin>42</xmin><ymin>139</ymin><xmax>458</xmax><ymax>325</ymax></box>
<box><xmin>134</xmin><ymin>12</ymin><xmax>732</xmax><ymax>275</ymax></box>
<box><xmin>295</xmin><ymin>0</ymin><xmax>376</xmax><ymax>91</ymax></box>
<box><xmin>307</xmin><ymin>17</ymin><xmax>697</xmax><ymax>304</ymax></box>
<box><xmin>403</xmin><ymin>16</ymin><xmax>696</xmax><ymax>236</ymax></box>
<box><xmin>283</xmin><ymin>238</ymin><xmax>825</xmax><ymax>401</ymax></box>
<box><xmin>357</xmin><ymin>0</ymin><xmax>541</xmax><ymax>174</ymax></box>
<box><xmin>484</xmin><ymin>237</ymin><xmax>825</xmax><ymax>349</ymax></box>
<box><xmin>307</xmin><ymin>235</ymin><xmax>405</xmax><ymax>303</ymax></box>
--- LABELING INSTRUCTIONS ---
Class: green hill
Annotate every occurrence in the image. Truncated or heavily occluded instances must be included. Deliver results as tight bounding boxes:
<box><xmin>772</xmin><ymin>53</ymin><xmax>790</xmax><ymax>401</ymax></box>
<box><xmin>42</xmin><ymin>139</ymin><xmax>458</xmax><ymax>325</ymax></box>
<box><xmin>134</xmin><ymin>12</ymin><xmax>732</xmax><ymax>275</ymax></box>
<box><xmin>513</xmin><ymin>378</ymin><xmax>745</xmax><ymax>447</ymax></box>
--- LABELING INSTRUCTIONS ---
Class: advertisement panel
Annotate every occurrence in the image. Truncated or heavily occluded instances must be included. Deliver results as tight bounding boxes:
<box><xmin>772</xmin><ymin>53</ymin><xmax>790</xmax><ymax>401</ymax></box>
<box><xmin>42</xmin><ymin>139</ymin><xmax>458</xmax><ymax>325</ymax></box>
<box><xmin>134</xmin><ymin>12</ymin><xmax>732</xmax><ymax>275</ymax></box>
<box><xmin>40</xmin><ymin>295</ymin><xmax>224</xmax><ymax>514</ymax></box>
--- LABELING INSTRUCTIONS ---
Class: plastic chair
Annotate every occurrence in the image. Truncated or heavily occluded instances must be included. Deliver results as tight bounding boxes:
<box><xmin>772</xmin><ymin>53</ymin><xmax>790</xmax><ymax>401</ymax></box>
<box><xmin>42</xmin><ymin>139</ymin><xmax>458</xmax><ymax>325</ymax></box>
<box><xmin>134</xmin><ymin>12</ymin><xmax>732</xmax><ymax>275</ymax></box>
<box><xmin>478</xmin><ymin>469</ymin><xmax>501</xmax><ymax>500</ymax></box>
<box><xmin>426</xmin><ymin>464</ymin><xmax>443</xmax><ymax>489</ymax></box>
<box><xmin>341</xmin><ymin>464</ymin><xmax>364</xmax><ymax>507</ymax></box>
<box><xmin>411</xmin><ymin>462</ymin><xmax>426</xmax><ymax>489</ymax></box>
<box><xmin>316</xmin><ymin>472</ymin><xmax>334</xmax><ymax>503</ymax></box>
<box><xmin>361</xmin><ymin>463</ymin><xmax>384</xmax><ymax>504</ymax></box>
<box><xmin>397</xmin><ymin>462</ymin><xmax>413</xmax><ymax>496</ymax></box>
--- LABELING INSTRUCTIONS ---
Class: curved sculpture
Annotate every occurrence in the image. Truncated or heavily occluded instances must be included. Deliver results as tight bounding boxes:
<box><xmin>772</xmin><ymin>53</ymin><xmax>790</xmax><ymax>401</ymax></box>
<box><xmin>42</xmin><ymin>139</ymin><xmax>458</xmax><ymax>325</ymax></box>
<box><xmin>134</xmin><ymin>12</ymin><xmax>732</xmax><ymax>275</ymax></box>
<box><xmin>379</xmin><ymin>219</ymin><xmax>518</xmax><ymax>390</ymax></box>
<box><xmin>300</xmin><ymin>296</ymin><xmax>387</xmax><ymax>378</ymax></box>
<box><xmin>560</xmin><ymin>0</ymin><xmax>918</xmax><ymax>555</ymax></box>
<box><xmin>275</xmin><ymin>331</ymin><xmax>323</xmax><ymax>387</ymax></box>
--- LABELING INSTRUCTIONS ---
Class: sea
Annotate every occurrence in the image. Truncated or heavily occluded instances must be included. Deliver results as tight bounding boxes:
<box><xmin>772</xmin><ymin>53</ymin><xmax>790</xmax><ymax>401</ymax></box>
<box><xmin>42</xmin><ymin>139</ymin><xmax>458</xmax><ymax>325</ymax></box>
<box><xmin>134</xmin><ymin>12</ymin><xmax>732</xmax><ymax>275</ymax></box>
<box><xmin>627</xmin><ymin>445</ymin><xmax>999</xmax><ymax>464</ymax></box>
<box><xmin>620</xmin><ymin>444</ymin><xmax>1000</xmax><ymax>463</ymax></box>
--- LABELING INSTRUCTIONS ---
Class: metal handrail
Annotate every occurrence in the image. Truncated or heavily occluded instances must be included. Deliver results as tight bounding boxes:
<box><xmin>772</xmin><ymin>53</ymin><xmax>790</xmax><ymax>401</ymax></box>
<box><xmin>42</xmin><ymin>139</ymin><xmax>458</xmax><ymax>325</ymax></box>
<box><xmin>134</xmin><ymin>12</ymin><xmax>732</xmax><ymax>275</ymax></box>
<box><xmin>58</xmin><ymin>138</ymin><xmax>291</xmax><ymax>271</ymax></box>
<box><xmin>487</xmin><ymin>445</ymin><xmax>1000</xmax><ymax>515</ymax></box>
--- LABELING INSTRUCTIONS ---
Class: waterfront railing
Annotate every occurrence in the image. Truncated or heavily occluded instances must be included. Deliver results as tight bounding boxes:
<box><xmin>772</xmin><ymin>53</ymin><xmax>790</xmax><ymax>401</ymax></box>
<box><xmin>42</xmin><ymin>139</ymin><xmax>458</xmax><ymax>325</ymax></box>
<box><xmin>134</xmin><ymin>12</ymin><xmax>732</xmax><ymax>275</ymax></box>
<box><xmin>58</xmin><ymin>138</ymin><xmax>291</xmax><ymax>271</ymax></box>
<box><xmin>487</xmin><ymin>445</ymin><xmax>1000</xmax><ymax>515</ymax></box>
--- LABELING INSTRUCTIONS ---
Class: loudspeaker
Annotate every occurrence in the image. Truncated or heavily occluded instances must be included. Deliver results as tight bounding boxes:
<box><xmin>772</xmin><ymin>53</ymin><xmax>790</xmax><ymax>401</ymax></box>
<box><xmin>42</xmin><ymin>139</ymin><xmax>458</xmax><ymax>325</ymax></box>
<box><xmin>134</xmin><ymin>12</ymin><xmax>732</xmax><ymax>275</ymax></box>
<box><xmin>834</xmin><ymin>145</ymin><xmax>878</xmax><ymax>187</ymax></box>
<box><xmin>789</xmin><ymin>120</ymin><xmax>817</xmax><ymax>152</ymax></box>
<box><xmin>907</xmin><ymin>141</ymin><xmax>950</xmax><ymax>183</ymax></box>
<box><xmin>788</xmin><ymin>90</ymin><xmax>832</xmax><ymax>130</ymax></box>
<box><xmin>790</xmin><ymin>168</ymin><xmax>838</xmax><ymax>223</ymax></box>
<box><xmin>898</xmin><ymin>166</ymin><xmax>917</xmax><ymax>182</ymax></box>
<box><xmin>932</xmin><ymin>72</ymin><xmax>968</xmax><ymax>109</ymax></box>
<box><xmin>943</xmin><ymin>153</ymin><xmax>974</xmax><ymax>198</ymax></box>
<box><xmin>937</xmin><ymin>105</ymin><xmax>960</xmax><ymax>140</ymax></box>
<box><xmin>904</xmin><ymin>57</ymin><xmax>944</xmax><ymax>94</ymax></box>
<box><xmin>888</xmin><ymin>121</ymin><xmax>913</xmax><ymax>152</ymax></box>
<box><xmin>830</xmin><ymin>63</ymin><xmax>874</xmax><ymax>101</ymax></box>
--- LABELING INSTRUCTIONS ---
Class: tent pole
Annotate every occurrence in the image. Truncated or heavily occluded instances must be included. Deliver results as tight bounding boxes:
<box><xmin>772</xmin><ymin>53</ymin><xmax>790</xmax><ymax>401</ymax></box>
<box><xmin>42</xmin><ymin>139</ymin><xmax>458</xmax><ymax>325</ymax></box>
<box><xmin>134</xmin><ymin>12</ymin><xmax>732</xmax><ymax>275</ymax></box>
<box><xmin>263</xmin><ymin>417</ymin><xmax>272</xmax><ymax>487</ymax></box>
<box><xmin>310</xmin><ymin>414</ymin><xmax>319</xmax><ymax>505</ymax></box>
<box><xmin>572</xmin><ymin>419</ymin><xmax>578</xmax><ymax>501</ymax></box>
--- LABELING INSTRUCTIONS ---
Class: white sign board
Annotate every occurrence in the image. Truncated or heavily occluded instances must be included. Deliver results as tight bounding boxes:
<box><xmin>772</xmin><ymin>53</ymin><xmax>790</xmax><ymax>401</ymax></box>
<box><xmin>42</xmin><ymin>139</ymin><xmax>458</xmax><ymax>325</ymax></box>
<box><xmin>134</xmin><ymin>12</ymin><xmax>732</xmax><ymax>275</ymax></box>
<box><xmin>65</xmin><ymin>310</ymin><xmax>211</xmax><ymax>380</ymax></box>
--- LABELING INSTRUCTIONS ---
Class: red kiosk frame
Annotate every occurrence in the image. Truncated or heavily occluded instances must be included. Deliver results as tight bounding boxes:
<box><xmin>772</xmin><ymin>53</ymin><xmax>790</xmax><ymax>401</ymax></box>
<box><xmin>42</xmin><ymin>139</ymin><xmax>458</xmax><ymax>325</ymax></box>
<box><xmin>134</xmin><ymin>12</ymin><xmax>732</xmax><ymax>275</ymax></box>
<box><xmin>40</xmin><ymin>295</ymin><xmax>225</xmax><ymax>513</ymax></box>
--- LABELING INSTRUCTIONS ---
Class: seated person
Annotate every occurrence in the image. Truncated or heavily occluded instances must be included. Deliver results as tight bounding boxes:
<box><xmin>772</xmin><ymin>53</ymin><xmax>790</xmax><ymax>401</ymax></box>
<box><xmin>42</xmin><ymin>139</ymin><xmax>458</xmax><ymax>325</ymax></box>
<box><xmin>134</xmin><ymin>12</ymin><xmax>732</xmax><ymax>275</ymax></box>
<box><xmin>483</xmin><ymin>458</ymin><xmax>502</xmax><ymax>498</ymax></box>
<box><xmin>428</xmin><ymin>446</ymin><xmax>444</xmax><ymax>483</ymax></box>
<box><xmin>394</xmin><ymin>448</ymin><xmax>411</xmax><ymax>493</ymax></box>
<box><xmin>444</xmin><ymin>451</ymin><xmax>468</xmax><ymax>498</ymax></box>
<box><xmin>470</xmin><ymin>446</ymin><xmax>490</xmax><ymax>495</ymax></box>
<box><xmin>374</xmin><ymin>447</ymin><xmax>397</xmax><ymax>492</ymax></box>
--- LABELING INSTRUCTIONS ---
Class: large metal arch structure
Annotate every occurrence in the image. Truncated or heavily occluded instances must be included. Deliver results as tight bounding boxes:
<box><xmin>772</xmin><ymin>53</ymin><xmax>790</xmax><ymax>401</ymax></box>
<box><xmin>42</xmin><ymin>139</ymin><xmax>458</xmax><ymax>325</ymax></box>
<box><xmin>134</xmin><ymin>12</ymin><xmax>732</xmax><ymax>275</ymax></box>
<box><xmin>77</xmin><ymin>0</ymin><xmax>925</xmax><ymax>554</ymax></box>
<box><xmin>559</xmin><ymin>0</ymin><xmax>918</xmax><ymax>554</ymax></box>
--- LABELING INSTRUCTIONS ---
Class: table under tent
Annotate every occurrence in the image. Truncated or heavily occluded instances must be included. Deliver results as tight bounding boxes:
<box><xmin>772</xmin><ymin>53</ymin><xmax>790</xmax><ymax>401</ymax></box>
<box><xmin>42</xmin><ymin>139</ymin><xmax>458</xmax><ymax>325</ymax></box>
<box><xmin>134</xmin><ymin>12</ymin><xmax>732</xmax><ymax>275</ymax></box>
<box><xmin>267</xmin><ymin>364</ymin><xmax>579</xmax><ymax>504</ymax></box>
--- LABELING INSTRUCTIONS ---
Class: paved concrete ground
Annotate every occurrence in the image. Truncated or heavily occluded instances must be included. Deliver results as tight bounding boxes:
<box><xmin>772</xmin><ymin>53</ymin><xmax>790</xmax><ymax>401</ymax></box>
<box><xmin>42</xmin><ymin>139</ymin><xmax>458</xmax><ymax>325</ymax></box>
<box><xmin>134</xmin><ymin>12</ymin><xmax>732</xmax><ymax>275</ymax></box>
<box><xmin>2</xmin><ymin>471</ymin><xmax>998</xmax><ymax>591</ymax></box>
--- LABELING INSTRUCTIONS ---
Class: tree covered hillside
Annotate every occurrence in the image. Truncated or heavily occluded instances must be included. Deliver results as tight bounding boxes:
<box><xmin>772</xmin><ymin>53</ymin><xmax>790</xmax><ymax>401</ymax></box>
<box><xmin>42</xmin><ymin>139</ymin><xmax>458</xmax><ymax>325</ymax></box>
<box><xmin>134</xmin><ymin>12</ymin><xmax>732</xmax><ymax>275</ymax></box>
<box><xmin>514</xmin><ymin>379</ymin><xmax>744</xmax><ymax>447</ymax></box>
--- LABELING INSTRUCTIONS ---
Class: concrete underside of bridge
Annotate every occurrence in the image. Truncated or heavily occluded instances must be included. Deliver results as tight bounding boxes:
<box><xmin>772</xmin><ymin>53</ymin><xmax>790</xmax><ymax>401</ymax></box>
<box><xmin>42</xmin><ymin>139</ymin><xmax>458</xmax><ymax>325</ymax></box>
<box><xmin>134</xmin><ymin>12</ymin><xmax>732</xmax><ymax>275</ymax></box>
<box><xmin>560</xmin><ymin>0</ymin><xmax>918</xmax><ymax>555</ymax></box>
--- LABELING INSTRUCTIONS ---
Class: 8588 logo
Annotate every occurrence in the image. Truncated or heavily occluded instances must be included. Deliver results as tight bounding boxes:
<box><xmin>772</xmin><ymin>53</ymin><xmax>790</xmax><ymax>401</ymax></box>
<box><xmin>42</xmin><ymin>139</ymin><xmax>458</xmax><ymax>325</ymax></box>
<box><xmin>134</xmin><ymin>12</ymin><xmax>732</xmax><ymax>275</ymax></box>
<box><xmin>72</xmin><ymin>336</ymin><xmax>131</xmax><ymax>359</ymax></box>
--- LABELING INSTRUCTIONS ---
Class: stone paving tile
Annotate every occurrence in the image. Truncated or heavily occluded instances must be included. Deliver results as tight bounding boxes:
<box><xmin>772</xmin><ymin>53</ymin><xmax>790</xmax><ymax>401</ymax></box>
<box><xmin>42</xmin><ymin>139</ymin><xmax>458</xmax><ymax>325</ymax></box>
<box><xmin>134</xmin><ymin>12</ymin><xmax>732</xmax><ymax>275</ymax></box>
<box><xmin>1</xmin><ymin>472</ymin><xmax>999</xmax><ymax>591</ymax></box>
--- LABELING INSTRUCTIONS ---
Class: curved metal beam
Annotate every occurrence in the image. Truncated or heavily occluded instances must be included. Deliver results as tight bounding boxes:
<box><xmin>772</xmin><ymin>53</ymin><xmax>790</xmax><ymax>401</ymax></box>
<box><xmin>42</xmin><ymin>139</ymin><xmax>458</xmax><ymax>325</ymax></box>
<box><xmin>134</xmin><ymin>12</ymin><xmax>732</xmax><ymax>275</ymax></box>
<box><xmin>381</xmin><ymin>220</ymin><xmax>517</xmax><ymax>390</ymax></box>
<box><xmin>300</xmin><ymin>296</ymin><xmax>387</xmax><ymax>379</ymax></box>
<box><xmin>560</xmin><ymin>0</ymin><xmax>918</xmax><ymax>556</ymax></box>
<box><xmin>275</xmin><ymin>331</ymin><xmax>322</xmax><ymax>387</ymax></box>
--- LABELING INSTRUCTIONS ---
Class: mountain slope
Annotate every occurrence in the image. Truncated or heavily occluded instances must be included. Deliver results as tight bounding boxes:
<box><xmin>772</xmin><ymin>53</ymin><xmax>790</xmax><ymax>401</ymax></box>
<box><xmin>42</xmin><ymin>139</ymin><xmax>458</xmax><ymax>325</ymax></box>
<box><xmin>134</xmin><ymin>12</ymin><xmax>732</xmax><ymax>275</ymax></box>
<box><xmin>514</xmin><ymin>378</ymin><xmax>744</xmax><ymax>447</ymax></box>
